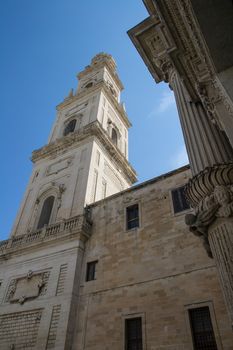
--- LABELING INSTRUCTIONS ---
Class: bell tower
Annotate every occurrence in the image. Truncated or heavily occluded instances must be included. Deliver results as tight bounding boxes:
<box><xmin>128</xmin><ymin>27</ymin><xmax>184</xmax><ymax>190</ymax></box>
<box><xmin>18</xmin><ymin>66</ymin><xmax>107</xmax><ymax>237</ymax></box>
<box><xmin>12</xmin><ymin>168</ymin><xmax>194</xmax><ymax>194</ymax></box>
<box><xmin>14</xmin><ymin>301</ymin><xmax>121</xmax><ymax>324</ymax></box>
<box><xmin>11</xmin><ymin>53</ymin><xmax>137</xmax><ymax>237</ymax></box>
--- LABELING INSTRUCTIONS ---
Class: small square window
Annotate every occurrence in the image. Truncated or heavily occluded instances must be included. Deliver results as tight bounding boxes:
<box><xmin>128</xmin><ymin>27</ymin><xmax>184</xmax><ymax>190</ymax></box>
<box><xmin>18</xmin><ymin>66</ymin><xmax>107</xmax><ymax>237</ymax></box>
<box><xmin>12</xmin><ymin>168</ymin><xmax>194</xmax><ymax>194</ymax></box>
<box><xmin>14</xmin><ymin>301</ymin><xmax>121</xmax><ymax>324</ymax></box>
<box><xmin>86</xmin><ymin>261</ymin><xmax>98</xmax><ymax>282</ymax></box>
<box><xmin>125</xmin><ymin>317</ymin><xmax>143</xmax><ymax>350</ymax></box>
<box><xmin>126</xmin><ymin>204</ymin><xmax>139</xmax><ymax>230</ymax></box>
<box><xmin>171</xmin><ymin>185</ymin><xmax>190</xmax><ymax>214</ymax></box>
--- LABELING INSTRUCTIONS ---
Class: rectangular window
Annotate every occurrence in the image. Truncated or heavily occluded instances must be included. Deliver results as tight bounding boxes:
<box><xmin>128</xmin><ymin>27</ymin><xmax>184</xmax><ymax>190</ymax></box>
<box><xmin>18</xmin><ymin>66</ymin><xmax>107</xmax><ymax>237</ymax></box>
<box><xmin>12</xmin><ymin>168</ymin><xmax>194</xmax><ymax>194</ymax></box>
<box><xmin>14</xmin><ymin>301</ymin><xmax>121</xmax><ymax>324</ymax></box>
<box><xmin>126</xmin><ymin>204</ymin><xmax>139</xmax><ymax>230</ymax></box>
<box><xmin>86</xmin><ymin>261</ymin><xmax>98</xmax><ymax>282</ymax></box>
<box><xmin>189</xmin><ymin>307</ymin><xmax>218</xmax><ymax>350</ymax></box>
<box><xmin>171</xmin><ymin>185</ymin><xmax>190</xmax><ymax>214</ymax></box>
<box><xmin>125</xmin><ymin>317</ymin><xmax>143</xmax><ymax>350</ymax></box>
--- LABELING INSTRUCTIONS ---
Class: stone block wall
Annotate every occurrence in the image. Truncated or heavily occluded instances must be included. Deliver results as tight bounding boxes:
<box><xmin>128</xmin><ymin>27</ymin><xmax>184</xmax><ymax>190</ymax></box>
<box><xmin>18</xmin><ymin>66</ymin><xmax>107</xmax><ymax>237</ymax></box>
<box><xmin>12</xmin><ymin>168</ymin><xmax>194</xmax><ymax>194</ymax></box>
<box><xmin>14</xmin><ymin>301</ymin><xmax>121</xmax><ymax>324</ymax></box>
<box><xmin>72</xmin><ymin>167</ymin><xmax>233</xmax><ymax>349</ymax></box>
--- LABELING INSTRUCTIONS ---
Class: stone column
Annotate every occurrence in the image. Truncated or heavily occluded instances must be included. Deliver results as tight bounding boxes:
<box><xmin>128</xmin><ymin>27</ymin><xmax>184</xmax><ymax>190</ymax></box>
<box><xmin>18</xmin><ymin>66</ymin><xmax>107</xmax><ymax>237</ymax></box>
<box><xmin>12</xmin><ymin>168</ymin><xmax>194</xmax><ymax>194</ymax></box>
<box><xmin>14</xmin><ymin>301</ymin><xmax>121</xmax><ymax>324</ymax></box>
<box><xmin>185</xmin><ymin>164</ymin><xmax>233</xmax><ymax>326</ymax></box>
<box><xmin>168</xmin><ymin>71</ymin><xmax>233</xmax><ymax>326</ymax></box>
<box><xmin>171</xmin><ymin>72</ymin><xmax>233</xmax><ymax>326</ymax></box>
<box><xmin>171</xmin><ymin>73</ymin><xmax>233</xmax><ymax>175</ymax></box>
<box><xmin>209</xmin><ymin>218</ymin><xmax>233</xmax><ymax>323</ymax></box>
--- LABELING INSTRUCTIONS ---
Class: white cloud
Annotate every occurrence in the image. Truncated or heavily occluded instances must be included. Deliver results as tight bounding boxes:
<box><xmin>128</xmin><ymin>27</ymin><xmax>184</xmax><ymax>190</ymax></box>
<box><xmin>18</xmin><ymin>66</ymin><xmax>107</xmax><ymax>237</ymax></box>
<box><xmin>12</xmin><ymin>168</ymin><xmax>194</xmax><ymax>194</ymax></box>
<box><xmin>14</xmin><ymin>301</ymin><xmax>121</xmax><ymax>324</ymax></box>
<box><xmin>171</xmin><ymin>145</ymin><xmax>189</xmax><ymax>168</ymax></box>
<box><xmin>147</xmin><ymin>91</ymin><xmax>176</xmax><ymax>118</ymax></box>
<box><xmin>158</xmin><ymin>91</ymin><xmax>176</xmax><ymax>113</ymax></box>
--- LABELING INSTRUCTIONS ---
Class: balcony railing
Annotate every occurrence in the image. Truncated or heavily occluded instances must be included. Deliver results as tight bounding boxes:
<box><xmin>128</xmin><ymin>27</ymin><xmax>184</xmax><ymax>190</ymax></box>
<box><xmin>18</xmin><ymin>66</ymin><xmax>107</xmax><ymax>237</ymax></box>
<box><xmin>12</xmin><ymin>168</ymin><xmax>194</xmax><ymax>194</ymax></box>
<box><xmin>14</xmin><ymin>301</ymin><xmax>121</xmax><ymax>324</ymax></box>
<box><xmin>0</xmin><ymin>214</ymin><xmax>92</xmax><ymax>256</ymax></box>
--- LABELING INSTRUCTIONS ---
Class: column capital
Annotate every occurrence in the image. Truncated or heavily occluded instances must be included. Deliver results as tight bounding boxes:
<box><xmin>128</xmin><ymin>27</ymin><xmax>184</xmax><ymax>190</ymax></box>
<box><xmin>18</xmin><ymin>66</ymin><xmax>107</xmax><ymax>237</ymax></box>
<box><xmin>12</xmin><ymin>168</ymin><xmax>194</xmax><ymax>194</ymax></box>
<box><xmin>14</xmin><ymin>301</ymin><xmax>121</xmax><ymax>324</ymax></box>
<box><xmin>185</xmin><ymin>163</ymin><xmax>233</xmax><ymax>256</ymax></box>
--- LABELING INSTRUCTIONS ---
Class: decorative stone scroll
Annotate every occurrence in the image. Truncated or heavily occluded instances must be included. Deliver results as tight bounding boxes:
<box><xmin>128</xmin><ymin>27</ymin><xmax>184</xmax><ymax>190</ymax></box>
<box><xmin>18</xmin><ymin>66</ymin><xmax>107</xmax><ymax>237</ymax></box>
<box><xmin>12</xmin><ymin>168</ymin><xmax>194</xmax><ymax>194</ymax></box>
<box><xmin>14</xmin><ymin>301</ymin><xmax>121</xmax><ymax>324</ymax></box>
<box><xmin>185</xmin><ymin>164</ymin><xmax>233</xmax><ymax>257</ymax></box>
<box><xmin>6</xmin><ymin>270</ymin><xmax>50</xmax><ymax>304</ymax></box>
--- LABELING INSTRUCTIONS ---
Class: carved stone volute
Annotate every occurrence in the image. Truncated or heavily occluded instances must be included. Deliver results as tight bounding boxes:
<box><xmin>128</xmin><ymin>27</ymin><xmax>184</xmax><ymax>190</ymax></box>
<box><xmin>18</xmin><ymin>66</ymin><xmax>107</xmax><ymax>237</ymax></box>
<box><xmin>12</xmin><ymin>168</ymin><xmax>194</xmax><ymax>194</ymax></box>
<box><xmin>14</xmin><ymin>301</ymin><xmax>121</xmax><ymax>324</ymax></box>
<box><xmin>185</xmin><ymin>163</ymin><xmax>233</xmax><ymax>257</ymax></box>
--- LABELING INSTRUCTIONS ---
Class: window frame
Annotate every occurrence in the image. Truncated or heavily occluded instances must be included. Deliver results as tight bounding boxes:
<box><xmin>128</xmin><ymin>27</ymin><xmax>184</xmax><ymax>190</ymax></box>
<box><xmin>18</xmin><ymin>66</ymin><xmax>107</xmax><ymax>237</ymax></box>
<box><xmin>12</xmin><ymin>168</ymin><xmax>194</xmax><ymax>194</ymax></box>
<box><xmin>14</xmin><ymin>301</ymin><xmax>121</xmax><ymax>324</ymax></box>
<box><xmin>36</xmin><ymin>195</ymin><xmax>55</xmax><ymax>230</ymax></box>
<box><xmin>33</xmin><ymin>187</ymin><xmax>60</xmax><ymax>231</ymax></box>
<box><xmin>111</xmin><ymin>127</ymin><xmax>118</xmax><ymax>146</ymax></box>
<box><xmin>63</xmin><ymin>118</ymin><xmax>77</xmax><ymax>136</ymax></box>
<box><xmin>170</xmin><ymin>185</ymin><xmax>191</xmax><ymax>216</ymax></box>
<box><xmin>184</xmin><ymin>301</ymin><xmax>223</xmax><ymax>350</ymax></box>
<box><xmin>125</xmin><ymin>203</ymin><xmax>140</xmax><ymax>231</ymax></box>
<box><xmin>122</xmin><ymin>313</ymin><xmax>146</xmax><ymax>350</ymax></box>
<box><xmin>86</xmin><ymin>260</ymin><xmax>98</xmax><ymax>282</ymax></box>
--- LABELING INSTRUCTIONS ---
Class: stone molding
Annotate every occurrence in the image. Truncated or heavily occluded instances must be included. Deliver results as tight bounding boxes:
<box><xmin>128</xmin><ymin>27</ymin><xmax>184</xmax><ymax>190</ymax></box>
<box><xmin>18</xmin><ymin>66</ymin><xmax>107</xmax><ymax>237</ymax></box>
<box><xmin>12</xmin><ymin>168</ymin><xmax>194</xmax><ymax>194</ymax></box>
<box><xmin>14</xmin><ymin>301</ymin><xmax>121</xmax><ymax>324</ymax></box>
<box><xmin>31</xmin><ymin>120</ymin><xmax>137</xmax><ymax>184</ymax></box>
<box><xmin>0</xmin><ymin>214</ymin><xmax>92</xmax><ymax>259</ymax></box>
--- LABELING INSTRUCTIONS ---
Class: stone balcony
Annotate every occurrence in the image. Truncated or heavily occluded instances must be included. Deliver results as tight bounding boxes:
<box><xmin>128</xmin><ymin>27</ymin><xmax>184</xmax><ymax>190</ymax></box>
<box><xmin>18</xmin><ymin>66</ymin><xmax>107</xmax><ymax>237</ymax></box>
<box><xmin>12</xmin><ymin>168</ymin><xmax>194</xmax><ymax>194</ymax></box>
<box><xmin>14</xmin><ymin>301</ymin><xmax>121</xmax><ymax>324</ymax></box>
<box><xmin>0</xmin><ymin>214</ymin><xmax>92</xmax><ymax>259</ymax></box>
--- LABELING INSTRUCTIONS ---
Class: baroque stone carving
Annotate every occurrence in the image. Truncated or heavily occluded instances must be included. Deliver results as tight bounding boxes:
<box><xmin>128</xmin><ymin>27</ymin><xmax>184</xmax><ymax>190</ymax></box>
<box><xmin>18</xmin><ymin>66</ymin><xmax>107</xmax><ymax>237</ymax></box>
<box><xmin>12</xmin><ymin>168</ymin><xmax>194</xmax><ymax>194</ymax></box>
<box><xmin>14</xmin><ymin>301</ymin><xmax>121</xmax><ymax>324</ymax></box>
<box><xmin>196</xmin><ymin>83</ymin><xmax>218</xmax><ymax>125</ymax></box>
<box><xmin>153</xmin><ymin>55</ymin><xmax>174</xmax><ymax>83</ymax></box>
<box><xmin>6</xmin><ymin>270</ymin><xmax>50</xmax><ymax>304</ymax></box>
<box><xmin>185</xmin><ymin>178</ymin><xmax>233</xmax><ymax>257</ymax></box>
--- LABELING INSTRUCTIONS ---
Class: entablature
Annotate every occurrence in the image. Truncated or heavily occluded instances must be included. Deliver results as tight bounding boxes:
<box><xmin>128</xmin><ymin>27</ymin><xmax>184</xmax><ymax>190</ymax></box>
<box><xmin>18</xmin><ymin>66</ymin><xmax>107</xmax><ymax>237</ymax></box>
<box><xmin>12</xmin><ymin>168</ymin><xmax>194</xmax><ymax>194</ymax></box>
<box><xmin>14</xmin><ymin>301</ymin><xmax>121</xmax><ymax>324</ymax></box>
<box><xmin>128</xmin><ymin>0</ymin><xmax>216</xmax><ymax>100</ymax></box>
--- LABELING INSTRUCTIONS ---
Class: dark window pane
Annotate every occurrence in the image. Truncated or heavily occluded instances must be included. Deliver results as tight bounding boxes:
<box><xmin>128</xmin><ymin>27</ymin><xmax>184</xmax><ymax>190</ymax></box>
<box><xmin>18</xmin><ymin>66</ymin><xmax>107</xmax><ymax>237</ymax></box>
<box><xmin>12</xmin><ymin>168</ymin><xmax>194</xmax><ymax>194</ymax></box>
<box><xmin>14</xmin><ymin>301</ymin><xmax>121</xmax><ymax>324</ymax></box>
<box><xmin>85</xmin><ymin>82</ymin><xmax>93</xmax><ymax>88</ymax></box>
<box><xmin>125</xmin><ymin>318</ymin><xmax>142</xmax><ymax>350</ymax></box>
<box><xmin>189</xmin><ymin>307</ymin><xmax>218</xmax><ymax>350</ymax></box>
<box><xmin>172</xmin><ymin>186</ymin><xmax>190</xmax><ymax>213</ymax></box>
<box><xmin>111</xmin><ymin>128</ymin><xmax>118</xmax><ymax>146</ymax></box>
<box><xmin>64</xmin><ymin>119</ymin><xmax>76</xmax><ymax>136</ymax></box>
<box><xmin>126</xmin><ymin>204</ymin><xmax>139</xmax><ymax>230</ymax></box>
<box><xmin>37</xmin><ymin>196</ymin><xmax>55</xmax><ymax>229</ymax></box>
<box><xmin>86</xmin><ymin>261</ymin><xmax>98</xmax><ymax>281</ymax></box>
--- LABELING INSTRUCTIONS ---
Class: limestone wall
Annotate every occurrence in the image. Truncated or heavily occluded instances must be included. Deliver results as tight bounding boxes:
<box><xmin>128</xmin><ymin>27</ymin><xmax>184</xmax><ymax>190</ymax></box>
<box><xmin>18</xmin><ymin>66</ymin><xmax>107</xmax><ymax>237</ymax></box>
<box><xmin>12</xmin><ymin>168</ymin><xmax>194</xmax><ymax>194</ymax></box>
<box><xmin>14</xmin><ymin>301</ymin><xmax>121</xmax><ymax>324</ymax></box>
<box><xmin>73</xmin><ymin>167</ymin><xmax>233</xmax><ymax>349</ymax></box>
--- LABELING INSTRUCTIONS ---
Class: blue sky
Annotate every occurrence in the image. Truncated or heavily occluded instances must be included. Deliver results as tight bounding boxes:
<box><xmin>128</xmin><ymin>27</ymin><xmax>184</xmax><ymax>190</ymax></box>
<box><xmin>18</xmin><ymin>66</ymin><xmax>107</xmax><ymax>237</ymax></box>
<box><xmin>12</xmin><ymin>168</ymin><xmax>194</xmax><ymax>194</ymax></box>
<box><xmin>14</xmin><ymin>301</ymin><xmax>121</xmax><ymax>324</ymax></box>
<box><xmin>0</xmin><ymin>1</ymin><xmax>188</xmax><ymax>240</ymax></box>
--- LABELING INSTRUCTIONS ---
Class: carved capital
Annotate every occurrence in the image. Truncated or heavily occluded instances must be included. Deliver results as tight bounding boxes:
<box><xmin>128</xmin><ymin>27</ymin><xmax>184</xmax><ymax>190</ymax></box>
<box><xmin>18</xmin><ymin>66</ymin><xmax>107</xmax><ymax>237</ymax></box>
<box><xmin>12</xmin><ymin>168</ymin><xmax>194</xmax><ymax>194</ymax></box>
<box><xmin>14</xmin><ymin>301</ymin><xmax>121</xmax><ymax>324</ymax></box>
<box><xmin>196</xmin><ymin>82</ymin><xmax>219</xmax><ymax>126</ymax></box>
<box><xmin>153</xmin><ymin>55</ymin><xmax>174</xmax><ymax>83</ymax></box>
<box><xmin>185</xmin><ymin>163</ymin><xmax>233</xmax><ymax>256</ymax></box>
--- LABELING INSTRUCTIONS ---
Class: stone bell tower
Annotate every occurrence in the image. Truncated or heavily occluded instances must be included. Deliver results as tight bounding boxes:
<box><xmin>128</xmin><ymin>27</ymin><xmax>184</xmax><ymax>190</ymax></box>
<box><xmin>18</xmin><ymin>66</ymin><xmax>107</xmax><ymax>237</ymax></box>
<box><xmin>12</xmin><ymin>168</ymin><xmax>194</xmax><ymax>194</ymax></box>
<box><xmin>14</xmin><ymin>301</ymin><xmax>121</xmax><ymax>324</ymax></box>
<box><xmin>0</xmin><ymin>54</ymin><xmax>136</xmax><ymax>350</ymax></box>
<box><xmin>11</xmin><ymin>53</ymin><xmax>137</xmax><ymax>237</ymax></box>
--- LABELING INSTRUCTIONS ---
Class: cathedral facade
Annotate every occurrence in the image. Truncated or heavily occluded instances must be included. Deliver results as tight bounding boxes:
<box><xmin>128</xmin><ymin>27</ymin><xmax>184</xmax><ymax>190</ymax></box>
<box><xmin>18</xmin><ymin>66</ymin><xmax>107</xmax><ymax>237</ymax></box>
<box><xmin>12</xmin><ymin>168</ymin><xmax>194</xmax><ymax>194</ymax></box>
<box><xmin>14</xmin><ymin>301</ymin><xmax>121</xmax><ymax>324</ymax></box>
<box><xmin>0</xmin><ymin>52</ymin><xmax>233</xmax><ymax>349</ymax></box>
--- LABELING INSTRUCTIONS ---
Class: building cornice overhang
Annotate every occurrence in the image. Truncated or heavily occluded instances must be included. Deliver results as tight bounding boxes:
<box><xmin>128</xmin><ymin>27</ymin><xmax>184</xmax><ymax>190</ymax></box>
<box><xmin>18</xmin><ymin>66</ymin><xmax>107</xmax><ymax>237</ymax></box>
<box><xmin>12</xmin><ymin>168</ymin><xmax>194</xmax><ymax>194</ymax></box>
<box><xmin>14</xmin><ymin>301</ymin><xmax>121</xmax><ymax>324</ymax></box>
<box><xmin>77</xmin><ymin>60</ymin><xmax>124</xmax><ymax>91</ymax></box>
<box><xmin>128</xmin><ymin>16</ymin><xmax>168</xmax><ymax>84</ymax></box>
<box><xmin>56</xmin><ymin>81</ymin><xmax>131</xmax><ymax>128</ymax></box>
<box><xmin>128</xmin><ymin>0</ymin><xmax>216</xmax><ymax>99</ymax></box>
<box><xmin>31</xmin><ymin>121</ymin><xmax>137</xmax><ymax>184</ymax></box>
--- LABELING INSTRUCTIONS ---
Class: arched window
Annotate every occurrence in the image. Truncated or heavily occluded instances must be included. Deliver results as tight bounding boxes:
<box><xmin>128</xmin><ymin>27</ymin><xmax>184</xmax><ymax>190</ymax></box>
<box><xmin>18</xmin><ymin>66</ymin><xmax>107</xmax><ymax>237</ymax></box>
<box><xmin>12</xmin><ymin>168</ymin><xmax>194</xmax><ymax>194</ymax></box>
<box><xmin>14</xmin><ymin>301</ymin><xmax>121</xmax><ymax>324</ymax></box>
<box><xmin>37</xmin><ymin>196</ymin><xmax>55</xmax><ymax>229</ymax></box>
<box><xmin>85</xmin><ymin>82</ymin><xmax>93</xmax><ymax>89</ymax></box>
<box><xmin>111</xmin><ymin>128</ymin><xmax>118</xmax><ymax>146</ymax></box>
<box><xmin>63</xmin><ymin>119</ymin><xmax>76</xmax><ymax>136</ymax></box>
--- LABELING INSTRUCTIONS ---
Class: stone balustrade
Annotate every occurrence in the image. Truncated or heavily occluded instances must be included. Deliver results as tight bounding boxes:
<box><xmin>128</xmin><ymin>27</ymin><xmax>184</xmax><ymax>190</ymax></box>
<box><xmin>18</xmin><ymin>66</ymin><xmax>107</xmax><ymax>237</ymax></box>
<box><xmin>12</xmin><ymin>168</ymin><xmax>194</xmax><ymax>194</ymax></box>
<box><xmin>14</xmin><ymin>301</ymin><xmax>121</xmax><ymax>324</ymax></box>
<box><xmin>0</xmin><ymin>215</ymin><xmax>92</xmax><ymax>257</ymax></box>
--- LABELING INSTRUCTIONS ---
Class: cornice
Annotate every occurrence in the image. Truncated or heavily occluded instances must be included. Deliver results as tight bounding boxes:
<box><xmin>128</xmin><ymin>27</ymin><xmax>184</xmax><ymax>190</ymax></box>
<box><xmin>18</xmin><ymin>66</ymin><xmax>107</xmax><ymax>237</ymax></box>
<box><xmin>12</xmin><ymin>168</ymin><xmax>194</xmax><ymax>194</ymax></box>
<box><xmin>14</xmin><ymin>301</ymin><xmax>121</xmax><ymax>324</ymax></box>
<box><xmin>128</xmin><ymin>0</ymin><xmax>216</xmax><ymax>99</ymax></box>
<box><xmin>31</xmin><ymin>121</ymin><xmax>137</xmax><ymax>184</ymax></box>
<box><xmin>56</xmin><ymin>81</ymin><xmax>131</xmax><ymax>128</ymax></box>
